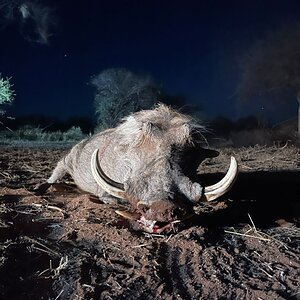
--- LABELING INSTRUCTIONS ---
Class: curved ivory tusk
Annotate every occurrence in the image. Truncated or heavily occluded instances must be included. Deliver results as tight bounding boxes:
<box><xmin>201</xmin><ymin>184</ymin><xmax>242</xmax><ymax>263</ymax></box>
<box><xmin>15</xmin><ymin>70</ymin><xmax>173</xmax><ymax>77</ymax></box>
<box><xmin>91</xmin><ymin>149</ymin><xmax>126</xmax><ymax>199</ymax></box>
<box><xmin>202</xmin><ymin>156</ymin><xmax>238</xmax><ymax>201</ymax></box>
<box><xmin>115</xmin><ymin>210</ymin><xmax>139</xmax><ymax>220</ymax></box>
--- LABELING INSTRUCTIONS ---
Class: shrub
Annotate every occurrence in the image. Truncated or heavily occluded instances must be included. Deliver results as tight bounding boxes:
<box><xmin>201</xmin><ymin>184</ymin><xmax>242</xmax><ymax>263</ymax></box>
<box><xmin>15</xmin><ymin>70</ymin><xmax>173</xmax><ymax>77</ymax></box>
<box><xmin>0</xmin><ymin>125</ymin><xmax>86</xmax><ymax>143</ymax></box>
<box><xmin>62</xmin><ymin>126</ymin><xmax>85</xmax><ymax>141</ymax></box>
<box><xmin>0</xmin><ymin>74</ymin><xmax>14</xmax><ymax>116</ymax></box>
<box><xmin>91</xmin><ymin>68</ymin><xmax>159</xmax><ymax>130</ymax></box>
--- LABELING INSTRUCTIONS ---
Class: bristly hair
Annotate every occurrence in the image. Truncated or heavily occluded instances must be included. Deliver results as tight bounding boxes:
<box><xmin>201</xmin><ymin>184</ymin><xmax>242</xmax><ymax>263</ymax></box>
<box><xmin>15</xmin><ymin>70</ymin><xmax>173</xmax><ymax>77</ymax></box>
<box><xmin>115</xmin><ymin>103</ymin><xmax>206</xmax><ymax>147</ymax></box>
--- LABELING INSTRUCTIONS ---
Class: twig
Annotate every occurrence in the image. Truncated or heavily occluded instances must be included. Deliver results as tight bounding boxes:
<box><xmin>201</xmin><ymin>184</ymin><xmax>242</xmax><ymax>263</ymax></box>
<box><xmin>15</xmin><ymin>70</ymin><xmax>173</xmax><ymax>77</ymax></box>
<box><xmin>132</xmin><ymin>243</ymin><xmax>150</xmax><ymax>248</ymax></box>
<box><xmin>256</xmin><ymin>231</ymin><xmax>289</xmax><ymax>250</ymax></box>
<box><xmin>19</xmin><ymin>203</ymin><xmax>64</xmax><ymax>213</ymax></box>
<box><xmin>54</xmin><ymin>256</ymin><xmax>68</xmax><ymax>277</ymax></box>
<box><xmin>24</xmin><ymin>236</ymin><xmax>60</xmax><ymax>257</ymax></box>
<box><xmin>0</xmin><ymin>120</ymin><xmax>13</xmax><ymax>132</ymax></box>
<box><xmin>224</xmin><ymin>230</ymin><xmax>270</xmax><ymax>241</ymax></box>
<box><xmin>248</xmin><ymin>214</ymin><xmax>257</xmax><ymax>232</ymax></box>
<box><xmin>38</xmin><ymin>256</ymin><xmax>68</xmax><ymax>279</ymax></box>
<box><xmin>166</xmin><ymin>234</ymin><xmax>173</xmax><ymax>243</ymax></box>
<box><xmin>54</xmin><ymin>289</ymin><xmax>64</xmax><ymax>300</ymax></box>
<box><xmin>242</xmin><ymin>254</ymin><xmax>273</xmax><ymax>279</ymax></box>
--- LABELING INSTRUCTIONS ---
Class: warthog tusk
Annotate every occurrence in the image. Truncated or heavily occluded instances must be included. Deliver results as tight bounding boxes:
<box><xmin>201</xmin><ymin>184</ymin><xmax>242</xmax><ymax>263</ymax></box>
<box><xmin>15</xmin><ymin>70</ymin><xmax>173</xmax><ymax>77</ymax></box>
<box><xmin>202</xmin><ymin>156</ymin><xmax>238</xmax><ymax>201</ymax></box>
<box><xmin>115</xmin><ymin>210</ymin><xmax>140</xmax><ymax>220</ymax></box>
<box><xmin>91</xmin><ymin>149</ymin><xmax>126</xmax><ymax>199</ymax></box>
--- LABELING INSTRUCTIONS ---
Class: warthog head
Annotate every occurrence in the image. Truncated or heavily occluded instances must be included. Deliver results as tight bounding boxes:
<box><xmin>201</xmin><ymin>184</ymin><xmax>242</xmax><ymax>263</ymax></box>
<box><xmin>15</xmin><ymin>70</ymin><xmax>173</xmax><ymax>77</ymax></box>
<box><xmin>91</xmin><ymin>104</ymin><xmax>238</xmax><ymax>233</ymax></box>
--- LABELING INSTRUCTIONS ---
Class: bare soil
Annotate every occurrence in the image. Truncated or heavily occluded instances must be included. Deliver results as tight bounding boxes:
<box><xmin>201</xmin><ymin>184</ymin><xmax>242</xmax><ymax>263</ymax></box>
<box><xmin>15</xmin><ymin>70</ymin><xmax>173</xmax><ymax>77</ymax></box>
<box><xmin>0</xmin><ymin>144</ymin><xmax>299</xmax><ymax>300</ymax></box>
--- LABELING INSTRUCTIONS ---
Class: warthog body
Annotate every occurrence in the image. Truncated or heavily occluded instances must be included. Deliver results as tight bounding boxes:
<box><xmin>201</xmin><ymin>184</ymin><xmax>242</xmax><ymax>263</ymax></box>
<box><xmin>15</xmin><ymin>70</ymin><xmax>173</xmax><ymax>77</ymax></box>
<box><xmin>47</xmin><ymin>104</ymin><xmax>237</xmax><ymax>232</ymax></box>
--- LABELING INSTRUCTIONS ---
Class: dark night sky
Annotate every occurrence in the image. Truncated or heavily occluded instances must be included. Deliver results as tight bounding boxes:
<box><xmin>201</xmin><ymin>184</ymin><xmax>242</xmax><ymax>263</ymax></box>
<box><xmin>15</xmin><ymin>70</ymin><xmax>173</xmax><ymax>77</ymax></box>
<box><xmin>1</xmin><ymin>0</ymin><xmax>300</xmax><ymax>123</ymax></box>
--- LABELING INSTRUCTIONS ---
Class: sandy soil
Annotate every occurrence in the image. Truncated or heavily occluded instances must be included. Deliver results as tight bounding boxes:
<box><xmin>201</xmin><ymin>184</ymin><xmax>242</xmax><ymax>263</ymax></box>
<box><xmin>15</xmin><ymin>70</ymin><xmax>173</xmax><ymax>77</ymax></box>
<box><xmin>0</xmin><ymin>145</ymin><xmax>299</xmax><ymax>299</ymax></box>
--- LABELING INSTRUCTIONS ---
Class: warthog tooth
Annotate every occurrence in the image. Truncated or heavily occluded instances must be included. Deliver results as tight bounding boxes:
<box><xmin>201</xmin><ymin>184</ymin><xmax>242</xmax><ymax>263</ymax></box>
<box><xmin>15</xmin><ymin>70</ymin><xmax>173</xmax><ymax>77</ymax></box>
<box><xmin>115</xmin><ymin>210</ymin><xmax>141</xmax><ymax>220</ymax></box>
<box><xmin>203</xmin><ymin>156</ymin><xmax>238</xmax><ymax>201</ymax></box>
<box><xmin>91</xmin><ymin>149</ymin><xmax>126</xmax><ymax>199</ymax></box>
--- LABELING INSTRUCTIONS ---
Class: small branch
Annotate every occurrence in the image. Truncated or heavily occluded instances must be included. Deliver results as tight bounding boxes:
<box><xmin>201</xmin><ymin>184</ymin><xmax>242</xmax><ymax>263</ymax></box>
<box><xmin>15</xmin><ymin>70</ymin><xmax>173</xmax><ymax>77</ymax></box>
<box><xmin>0</xmin><ymin>120</ymin><xmax>13</xmax><ymax>132</ymax></box>
<box><xmin>224</xmin><ymin>230</ymin><xmax>270</xmax><ymax>241</ymax></box>
<box><xmin>248</xmin><ymin>214</ymin><xmax>257</xmax><ymax>232</ymax></box>
<box><xmin>23</xmin><ymin>236</ymin><xmax>60</xmax><ymax>257</ymax></box>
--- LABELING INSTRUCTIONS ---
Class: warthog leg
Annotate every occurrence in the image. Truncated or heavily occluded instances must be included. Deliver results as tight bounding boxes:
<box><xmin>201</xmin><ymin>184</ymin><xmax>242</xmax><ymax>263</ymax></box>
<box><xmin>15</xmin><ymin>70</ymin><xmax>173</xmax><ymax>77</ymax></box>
<box><xmin>47</xmin><ymin>159</ymin><xmax>69</xmax><ymax>184</ymax></box>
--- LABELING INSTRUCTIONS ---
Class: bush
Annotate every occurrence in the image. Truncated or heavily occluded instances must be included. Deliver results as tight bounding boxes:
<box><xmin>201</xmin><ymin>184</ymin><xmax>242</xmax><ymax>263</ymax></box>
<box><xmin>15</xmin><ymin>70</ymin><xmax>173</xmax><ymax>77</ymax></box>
<box><xmin>17</xmin><ymin>125</ymin><xmax>44</xmax><ymax>141</ymax></box>
<box><xmin>62</xmin><ymin>126</ymin><xmax>86</xmax><ymax>141</ymax></box>
<box><xmin>0</xmin><ymin>125</ymin><xmax>86</xmax><ymax>143</ymax></box>
<box><xmin>0</xmin><ymin>75</ymin><xmax>14</xmax><ymax>115</ymax></box>
<box><xmin>91</xmin><ymin>68</ymin><xmax>159</xmax><ymax>130</ymax></box>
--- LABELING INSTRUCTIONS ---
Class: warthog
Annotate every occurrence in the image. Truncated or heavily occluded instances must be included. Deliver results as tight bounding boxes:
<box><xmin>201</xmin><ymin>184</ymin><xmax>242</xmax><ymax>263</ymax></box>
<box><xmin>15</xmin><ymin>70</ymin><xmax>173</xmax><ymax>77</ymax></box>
<box><xmin>45</xmin><ymin>104</ymin><xmax>238</xmax><ymax>233</ymax></box>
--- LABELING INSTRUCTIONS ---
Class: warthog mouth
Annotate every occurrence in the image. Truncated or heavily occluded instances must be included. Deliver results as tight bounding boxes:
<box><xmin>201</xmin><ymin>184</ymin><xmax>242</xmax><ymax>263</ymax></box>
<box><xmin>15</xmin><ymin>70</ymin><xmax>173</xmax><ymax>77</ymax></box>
<box><xmin>91</xmin><ymin>149</ymin><xmax>238</xmax><ymax>233</ymax></box>
<box><xmin>115</xmin><ymin>210</ymin><xmax>183</xmax><ymax>233</ymax></box>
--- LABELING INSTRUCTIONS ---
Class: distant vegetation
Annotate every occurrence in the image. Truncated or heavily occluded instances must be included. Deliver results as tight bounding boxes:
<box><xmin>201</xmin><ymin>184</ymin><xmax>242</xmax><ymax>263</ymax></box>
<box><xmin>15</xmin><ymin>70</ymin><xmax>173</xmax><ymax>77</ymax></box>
<box><xmin>1</xmin><ymin>111</ymin><xmax>297</xmax><ymax>148</ymax></box>
<box><xmin>1</xmin><ymin>64</ymin><xmax>298</xmax><ymax>148</ymax></box>
<box><xmin>91</xmin><ymin>68</ymin><xmax>159</xmax><ymax>131</ymax></box>
<box><xmin>91</xmin><ymin>68</ymin><xmax>203</xmax><ymax>132</ymax></box>
<box><xmin>0</xmin><ymin>74</ymin><xmax>15</xmax><ymax>133</ymax></box>
<box><xmin>209</xmin><ymin>116</ymin><xmax>298</xmax><ymax>147</ymax></box>
<box><xmin>238</xmin><ymin>22</ymin><xmax>300</xmax><ymax>138</ymax></box>
<box><xmin>0</xmin><ymin>74</ymin><xmax>14</xmax><ymax>116</ymax></box>
<box><xmin>0</xmin><ymin>125</ymin><xmax>87</xmax><ymax>145</ymax></box>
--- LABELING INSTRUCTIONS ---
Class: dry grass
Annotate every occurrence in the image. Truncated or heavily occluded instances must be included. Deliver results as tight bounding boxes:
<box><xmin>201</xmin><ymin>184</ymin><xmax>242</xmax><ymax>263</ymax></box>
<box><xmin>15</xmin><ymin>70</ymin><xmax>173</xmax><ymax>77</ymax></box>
<box><xmin>225</xmin><ymin>214</ymin><xmax>300</xmax><ymax>251</ymax></box>
<box><xmin>199</xmin><ymin>144</ymin><xmax>300</xmax><ymax>173</ymax></box>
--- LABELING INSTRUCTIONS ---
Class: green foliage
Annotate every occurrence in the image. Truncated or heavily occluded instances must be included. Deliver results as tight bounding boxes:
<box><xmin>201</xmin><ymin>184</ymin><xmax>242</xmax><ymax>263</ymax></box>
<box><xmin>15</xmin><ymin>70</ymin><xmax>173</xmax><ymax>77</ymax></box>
<box><xmin>0</xmin><ymin>74</ymin><xmax>15</xmax><ymax>115</ymax></box>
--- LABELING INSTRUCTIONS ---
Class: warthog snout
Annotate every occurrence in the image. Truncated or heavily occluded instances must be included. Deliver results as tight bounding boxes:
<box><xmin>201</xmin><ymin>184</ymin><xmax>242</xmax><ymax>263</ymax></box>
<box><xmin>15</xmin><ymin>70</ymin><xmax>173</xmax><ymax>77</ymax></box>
<box><xmin>137</xmin><ymin>199</ymin><xmax>182</xmax><ymax>222</ymax></box>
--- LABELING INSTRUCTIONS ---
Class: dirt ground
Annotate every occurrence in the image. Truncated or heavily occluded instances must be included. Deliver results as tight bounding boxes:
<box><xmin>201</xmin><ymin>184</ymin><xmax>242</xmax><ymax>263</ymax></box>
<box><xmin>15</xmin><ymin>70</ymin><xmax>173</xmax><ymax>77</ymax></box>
<box><xmin>0</xmin><ymin>144</ymin><xmax>299</xmax><ymax>300</ymax></box>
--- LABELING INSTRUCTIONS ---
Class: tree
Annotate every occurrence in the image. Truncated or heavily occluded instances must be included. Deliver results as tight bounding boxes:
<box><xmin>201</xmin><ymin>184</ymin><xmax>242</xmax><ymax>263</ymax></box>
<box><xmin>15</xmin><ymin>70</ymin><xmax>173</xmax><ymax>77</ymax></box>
<box><xmin>0</xmin><ymin>74</ymin><xmax>14</xmax><ymax>131</ymax></box>
<box><xmin>91</xmin><ymin>68</ymin><xmax>160</xmax><ymax>130</ymax></box>
<box><xmin>237</xmin><ymin>23</ymin><xmax>300</xmax><ymax>138</ymax></box>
